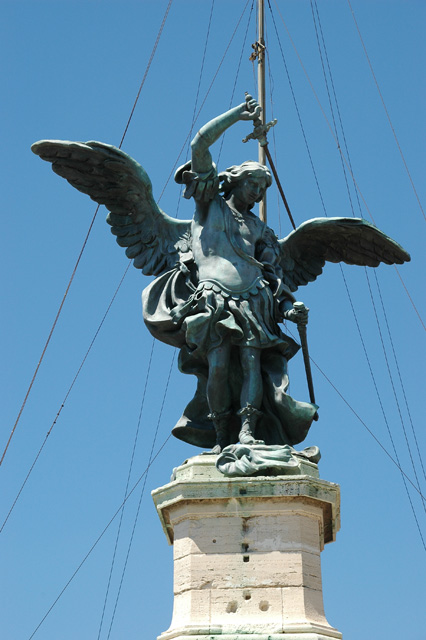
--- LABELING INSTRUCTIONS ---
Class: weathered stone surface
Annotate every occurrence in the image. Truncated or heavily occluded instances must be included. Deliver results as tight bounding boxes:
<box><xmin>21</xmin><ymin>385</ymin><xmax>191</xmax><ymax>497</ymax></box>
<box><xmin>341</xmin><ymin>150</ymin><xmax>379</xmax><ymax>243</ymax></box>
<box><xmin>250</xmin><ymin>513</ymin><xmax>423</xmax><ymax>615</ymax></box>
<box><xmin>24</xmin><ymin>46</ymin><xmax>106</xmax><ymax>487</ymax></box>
<box><xmin>153</xmin><ymin>455</ymin><xmax>341</xmax><ymax>639</ymax></box>
<box><xmin>154</xmin><ymin>454</ymin><xmax>340</xmax><ymax>548</ymax></box>
<box><xmin>173</xmin><ymin>549</ymin><xmax>322</xmax><ymax>593</ymax></box>
<box><xmin>160</xmin><ymin>636</ymin><xmax>340</xmax><ymax>640</ymax></box>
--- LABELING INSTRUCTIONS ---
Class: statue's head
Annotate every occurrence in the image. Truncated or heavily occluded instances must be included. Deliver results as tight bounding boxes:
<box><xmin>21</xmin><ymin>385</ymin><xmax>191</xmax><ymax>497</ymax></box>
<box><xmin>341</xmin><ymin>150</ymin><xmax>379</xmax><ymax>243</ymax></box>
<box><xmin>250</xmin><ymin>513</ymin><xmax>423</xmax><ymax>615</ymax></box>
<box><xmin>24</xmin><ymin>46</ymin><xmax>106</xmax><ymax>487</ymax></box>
<box><xmin>219</xmin><ymin>161</ymin><xmax>272</xmax><ymax>208</ymax></box>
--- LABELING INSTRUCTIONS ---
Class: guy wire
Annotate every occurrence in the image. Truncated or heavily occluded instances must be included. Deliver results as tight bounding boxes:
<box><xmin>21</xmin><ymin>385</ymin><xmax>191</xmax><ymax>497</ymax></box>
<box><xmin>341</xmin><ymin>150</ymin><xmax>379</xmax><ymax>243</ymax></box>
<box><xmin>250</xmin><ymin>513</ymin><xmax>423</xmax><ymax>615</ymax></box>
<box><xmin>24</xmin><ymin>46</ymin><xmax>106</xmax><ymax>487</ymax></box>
<box><xmin>158</xmin><ymin>0</ymin><xmax>252</xmax><ymax>203</ymax></box>
<box><xmin>1</xmin><ymin>0</ymin><xmax>252</xmax><ymax>533</ymax></box>
<box><xmin>0</xmin><ymin>0</ymin><xmax>174</xmax><ymax>468</ymax></box>
<box><xmin>268</xmin><ymin>0</ymin><xmax>425</xmax><ymax>546</ymax></box>
<box><xmin>312</xmin><ymin>0</ymin><xmax>426</xmax><ymax>520</ymax></box>
<box><xmin>0</xmin><ymin>264</ymin><xmax>131</xmax><ymax>534</ymax></box>
<box><xmin>365</xmin><ymin>269</ymin><xmax>426</xmax><ymax>513</ymax></box>
<box><xmin>105</xmin><ymin>351</ymin><xmax>176</xmax><ymax>639</ymax></box>
<box><xmin>312</xmin><ymin>0</ymin><xmax>426</xmax><ymax>541</ymax></box>
<box><xmin>27</xmin><ymin>434</ymin><xmax>172</xmax><ymax>640</ymax></box>
<box><xmin>96</xmin><ymin>339</ymin><xmax>156</xmax><ymax>640</ymax></box>
<box><xmin>283</xmin><ymin>324</ymin><xmax>425</xmax><ymax>504</ymax></box>
<box><xmin>310</xmin><ymin>0</ymin><xmax>357</xmax><ymax>218</ymax></box>
<box><xmin>268</xmin><ymin>0</ymin><xmax>425</xmax><ymax>330</ymax></box>
<box><xmin>373</xmin><ymin>269</ymin><xmax>426</xmax><ymax>483</ymax></box>
<box><xmin>216</xmin><ymin>0</ymin><xmax>255</xmax><ymax>165</ymax></box>
<box><xmin>347</xmin><ymin>0</ymin><xmax>425</xmax><ymax>224</ymax></box>
<box><xmin>176</xmin><ymin>0</ymin><xmax>216</xmax><ymax>221</ymax></box>
<box><xmin>265</xmin><ymin>42</ymin><xmax>283</xmax><ymax>237</ymax></box>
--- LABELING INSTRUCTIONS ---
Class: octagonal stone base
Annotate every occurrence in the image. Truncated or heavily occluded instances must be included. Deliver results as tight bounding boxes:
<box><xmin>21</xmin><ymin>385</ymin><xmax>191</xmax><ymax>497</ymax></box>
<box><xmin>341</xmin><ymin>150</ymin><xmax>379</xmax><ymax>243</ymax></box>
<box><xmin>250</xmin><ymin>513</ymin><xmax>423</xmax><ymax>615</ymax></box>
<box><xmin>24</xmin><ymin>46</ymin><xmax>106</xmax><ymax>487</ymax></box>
<box><xmin>152</xmin><ymin>454</ymin><xmax>341</xmax><ymax>640</ymax></box>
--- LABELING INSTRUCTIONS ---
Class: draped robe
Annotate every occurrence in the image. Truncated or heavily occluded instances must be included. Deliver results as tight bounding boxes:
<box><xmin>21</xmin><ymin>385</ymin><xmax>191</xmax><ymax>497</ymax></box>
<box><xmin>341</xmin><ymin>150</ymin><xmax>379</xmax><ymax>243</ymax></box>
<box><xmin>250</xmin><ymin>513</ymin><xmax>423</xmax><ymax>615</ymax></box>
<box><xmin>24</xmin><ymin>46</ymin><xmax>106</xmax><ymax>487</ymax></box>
<box><xmin>142</xmin><ymin>190</ymin><xmax>318</xmax><ymax>448</ymax></box>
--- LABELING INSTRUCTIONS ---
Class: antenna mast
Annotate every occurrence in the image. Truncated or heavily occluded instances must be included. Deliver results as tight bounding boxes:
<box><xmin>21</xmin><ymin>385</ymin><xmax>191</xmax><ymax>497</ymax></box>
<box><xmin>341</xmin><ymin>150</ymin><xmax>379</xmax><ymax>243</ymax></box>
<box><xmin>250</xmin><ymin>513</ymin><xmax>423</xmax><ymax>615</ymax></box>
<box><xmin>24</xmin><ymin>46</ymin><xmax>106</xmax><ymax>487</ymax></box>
<box><xmin>257</xmin><ymin>0</ymin><xmax>267</xmax><ymax>222</ymax></box>
<box><xmin>246</xmin><ymin>0</ymin><xmax>295</xmax><ymax>230</ymax></box>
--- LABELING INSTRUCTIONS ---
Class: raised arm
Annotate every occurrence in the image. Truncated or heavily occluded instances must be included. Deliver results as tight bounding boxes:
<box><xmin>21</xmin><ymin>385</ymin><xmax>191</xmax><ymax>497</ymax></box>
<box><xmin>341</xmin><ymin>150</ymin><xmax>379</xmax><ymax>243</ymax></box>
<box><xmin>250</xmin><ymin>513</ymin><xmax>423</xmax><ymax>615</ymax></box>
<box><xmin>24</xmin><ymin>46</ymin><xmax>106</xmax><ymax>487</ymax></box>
<box><xmin>191</xmin><ymin>96</ymin><xmax>261</xmax><ymax>175</ymax></box>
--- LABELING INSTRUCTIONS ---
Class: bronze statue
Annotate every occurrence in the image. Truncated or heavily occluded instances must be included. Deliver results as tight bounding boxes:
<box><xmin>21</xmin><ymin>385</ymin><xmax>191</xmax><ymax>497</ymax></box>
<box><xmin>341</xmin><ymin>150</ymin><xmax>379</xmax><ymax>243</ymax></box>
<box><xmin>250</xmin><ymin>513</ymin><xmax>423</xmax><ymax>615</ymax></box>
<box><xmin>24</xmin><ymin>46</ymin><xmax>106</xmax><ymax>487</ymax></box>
<box><xmin>32</xmin><ymin>97</ymin><xmax>410</xmax><ymax>454</ymax></box>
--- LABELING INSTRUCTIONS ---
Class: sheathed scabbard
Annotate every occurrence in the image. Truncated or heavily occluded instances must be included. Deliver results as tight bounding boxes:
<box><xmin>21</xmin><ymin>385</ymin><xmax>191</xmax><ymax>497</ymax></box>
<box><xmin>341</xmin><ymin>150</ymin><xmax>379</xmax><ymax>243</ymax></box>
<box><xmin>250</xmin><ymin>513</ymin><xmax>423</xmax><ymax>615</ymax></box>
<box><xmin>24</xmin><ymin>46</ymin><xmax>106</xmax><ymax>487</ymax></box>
<box><xmin>297</xmin><ymin>324</ymin><xmax>315</xmax><ymax>404</ymax></box>
<box><xmin>293</xmin><ymin>302</ymin><xmax>318</xmax><ymax>420</ymax></box>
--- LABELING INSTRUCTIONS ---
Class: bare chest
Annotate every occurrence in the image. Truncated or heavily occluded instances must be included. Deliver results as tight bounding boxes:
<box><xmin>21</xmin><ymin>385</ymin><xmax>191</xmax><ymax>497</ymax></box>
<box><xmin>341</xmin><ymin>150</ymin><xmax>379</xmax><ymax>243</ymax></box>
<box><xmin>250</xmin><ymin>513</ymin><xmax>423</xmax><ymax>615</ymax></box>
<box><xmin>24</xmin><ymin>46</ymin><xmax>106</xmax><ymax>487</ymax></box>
<box><xmin>192</xmin><ymin>199</ymin><xmax>262</xmax><ymax>256</ymax></box>
<box><xmin>191</xmin><ymin>199</ymin><xmax>264</xmax><ymax>290</ymax></box>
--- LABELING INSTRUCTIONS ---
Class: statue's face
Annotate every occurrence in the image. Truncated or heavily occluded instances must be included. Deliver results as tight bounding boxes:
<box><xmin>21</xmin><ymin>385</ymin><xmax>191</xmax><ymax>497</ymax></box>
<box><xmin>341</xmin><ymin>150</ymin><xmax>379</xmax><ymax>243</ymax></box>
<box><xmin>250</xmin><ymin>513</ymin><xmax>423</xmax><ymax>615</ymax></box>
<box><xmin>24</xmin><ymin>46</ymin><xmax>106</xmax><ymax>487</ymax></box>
<box><xmin>232</xmin><ymin>170</ymin><xmax>269</xmax><ymax>208</ymax></box>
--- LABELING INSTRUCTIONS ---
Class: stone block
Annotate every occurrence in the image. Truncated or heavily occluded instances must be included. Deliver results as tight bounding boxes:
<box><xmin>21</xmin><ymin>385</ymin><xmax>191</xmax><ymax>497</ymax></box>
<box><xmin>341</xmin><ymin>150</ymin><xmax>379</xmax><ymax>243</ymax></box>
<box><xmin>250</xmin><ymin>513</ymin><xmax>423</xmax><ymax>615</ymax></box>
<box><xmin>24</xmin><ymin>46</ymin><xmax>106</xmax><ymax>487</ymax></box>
<box><xmin>153</xmin><ymin>454</ymin><xmax>341</xmax><ymax>640</ymax></box>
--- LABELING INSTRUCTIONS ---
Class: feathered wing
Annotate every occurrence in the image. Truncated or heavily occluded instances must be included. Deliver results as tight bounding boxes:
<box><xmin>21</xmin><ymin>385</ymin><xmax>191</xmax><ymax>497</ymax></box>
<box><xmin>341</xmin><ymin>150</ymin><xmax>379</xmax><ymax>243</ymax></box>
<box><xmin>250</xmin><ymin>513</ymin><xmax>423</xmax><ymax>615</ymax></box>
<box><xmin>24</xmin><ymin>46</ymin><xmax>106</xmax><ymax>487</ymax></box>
<box><xmin>278</xmin><ymin>217</ymin><xmax>410</xmax><ymax>292</ymax></box>
<box><xmin>31</xmin><ymin>140</ymin><xmax>192</xmax><ymax>275</ymax></box>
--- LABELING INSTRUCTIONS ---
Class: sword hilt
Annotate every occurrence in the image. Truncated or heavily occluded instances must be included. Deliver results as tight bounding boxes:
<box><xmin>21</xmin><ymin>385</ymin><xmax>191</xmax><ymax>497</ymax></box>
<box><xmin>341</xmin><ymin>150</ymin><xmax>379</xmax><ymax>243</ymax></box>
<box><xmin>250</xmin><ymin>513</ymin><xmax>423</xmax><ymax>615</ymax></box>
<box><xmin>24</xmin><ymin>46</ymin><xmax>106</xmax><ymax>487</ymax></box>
<box><xmin>242</xmin><ymin>92</ymin><xmax>277</xmax><ymax>147</ymax></box>
<box><xmin>293</xmin><ymin>301</ymin><xmax>308</xmax><ymax>326</ymax></box>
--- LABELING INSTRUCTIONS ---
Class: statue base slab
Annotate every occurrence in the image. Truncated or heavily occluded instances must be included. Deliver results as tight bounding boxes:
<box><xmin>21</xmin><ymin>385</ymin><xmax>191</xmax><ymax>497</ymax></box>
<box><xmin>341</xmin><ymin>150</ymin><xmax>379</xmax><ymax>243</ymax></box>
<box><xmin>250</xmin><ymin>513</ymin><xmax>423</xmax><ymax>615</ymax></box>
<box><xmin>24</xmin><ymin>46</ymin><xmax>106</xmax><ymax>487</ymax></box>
<box><xmin>158</xmin><ymin>632</ymin><xmax>340</xmax><ymax>640</ymax></box>
<box><xmin>152</xmin><ymin>453</ymin><xmax>341</xmax><ymax>640</ymax></box>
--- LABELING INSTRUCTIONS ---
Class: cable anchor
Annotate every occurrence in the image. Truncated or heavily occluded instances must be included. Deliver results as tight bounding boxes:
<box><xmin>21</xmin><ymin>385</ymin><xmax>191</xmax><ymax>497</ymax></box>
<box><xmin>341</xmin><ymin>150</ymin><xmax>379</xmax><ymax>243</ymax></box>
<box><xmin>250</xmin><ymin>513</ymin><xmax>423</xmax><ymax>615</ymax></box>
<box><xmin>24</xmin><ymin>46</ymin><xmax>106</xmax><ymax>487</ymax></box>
<box><xmin>249</xmin><ymin>40</ymin><xmax>266</xmax><ymax>61</ymax></box>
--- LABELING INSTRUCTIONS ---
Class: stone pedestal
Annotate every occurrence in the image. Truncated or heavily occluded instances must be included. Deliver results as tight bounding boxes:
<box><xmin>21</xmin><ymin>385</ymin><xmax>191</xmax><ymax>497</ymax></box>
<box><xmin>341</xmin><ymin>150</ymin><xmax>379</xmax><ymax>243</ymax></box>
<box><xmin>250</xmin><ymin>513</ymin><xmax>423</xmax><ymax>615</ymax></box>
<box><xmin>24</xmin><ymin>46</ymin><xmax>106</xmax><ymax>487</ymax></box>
<box><xmin>152</xmin><ymin>454</ymin><xmax>341</xmax><ymax>640</ymax></box>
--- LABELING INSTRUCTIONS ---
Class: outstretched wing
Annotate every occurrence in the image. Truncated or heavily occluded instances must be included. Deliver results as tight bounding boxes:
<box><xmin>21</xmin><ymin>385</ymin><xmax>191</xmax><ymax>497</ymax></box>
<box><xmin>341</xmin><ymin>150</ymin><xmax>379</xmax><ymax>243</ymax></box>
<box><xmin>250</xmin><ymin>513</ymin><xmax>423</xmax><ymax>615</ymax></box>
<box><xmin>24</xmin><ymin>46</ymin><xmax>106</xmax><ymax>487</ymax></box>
<box><xmin>31</xmin><ymin>140</ymin><xmax>192</xmax><ymax>275</ymax></box>
<box><xmin>278</xmin><ymin>217</ymin><xmax>410</xmax><ymax>292</ymax></box>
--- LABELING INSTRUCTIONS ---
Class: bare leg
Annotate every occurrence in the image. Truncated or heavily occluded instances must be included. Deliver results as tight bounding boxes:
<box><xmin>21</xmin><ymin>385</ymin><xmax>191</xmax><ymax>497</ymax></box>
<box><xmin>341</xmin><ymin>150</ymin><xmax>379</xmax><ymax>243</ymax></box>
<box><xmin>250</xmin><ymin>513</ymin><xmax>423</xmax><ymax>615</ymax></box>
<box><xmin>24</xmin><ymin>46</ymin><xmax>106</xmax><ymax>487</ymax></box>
<box><xmin>238</xmin><ymin>347</ymin><xmax>264</xmax><ymax>445</ymax></box>
<box><xmin>207</xmin><ymin>341</ymin><xmax>232</xmax><ymax>453</ymax></box>
<box><xmin>207</xmin><ymin>341</ymin><xmax>232</xmax><ymax>413</ymax></box>
<box><xmin>240</xmin><ymin>346</ymin><xmax>262</xmax><ymax>409</ymax></box>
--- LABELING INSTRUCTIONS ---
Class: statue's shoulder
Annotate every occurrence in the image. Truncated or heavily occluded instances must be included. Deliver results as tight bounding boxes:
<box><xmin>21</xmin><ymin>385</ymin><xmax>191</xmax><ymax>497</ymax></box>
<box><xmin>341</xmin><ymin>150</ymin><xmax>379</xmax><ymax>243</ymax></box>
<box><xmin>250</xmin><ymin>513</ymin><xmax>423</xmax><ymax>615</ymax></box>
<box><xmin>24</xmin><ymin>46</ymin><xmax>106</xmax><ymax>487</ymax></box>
<box><xmin>175</xmin><ymin>161</ymin><xmax>219</xmax><ymax>202</ymax></box>
<box><xmin>258</xmin><ymin>220</ymin><xmax>279</xmax><ymax>244</ymax></box>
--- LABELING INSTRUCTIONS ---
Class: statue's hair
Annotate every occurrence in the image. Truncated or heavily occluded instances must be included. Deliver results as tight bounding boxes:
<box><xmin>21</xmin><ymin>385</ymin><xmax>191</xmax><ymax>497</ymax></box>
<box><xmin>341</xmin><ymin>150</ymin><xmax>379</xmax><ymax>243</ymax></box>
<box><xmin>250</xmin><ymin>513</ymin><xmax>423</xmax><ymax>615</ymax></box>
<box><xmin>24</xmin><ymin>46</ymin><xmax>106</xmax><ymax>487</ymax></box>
<box><xmin>219</xmin><ymin>161</ymin><xmax>272</xmax><ymax>202</ymax></box>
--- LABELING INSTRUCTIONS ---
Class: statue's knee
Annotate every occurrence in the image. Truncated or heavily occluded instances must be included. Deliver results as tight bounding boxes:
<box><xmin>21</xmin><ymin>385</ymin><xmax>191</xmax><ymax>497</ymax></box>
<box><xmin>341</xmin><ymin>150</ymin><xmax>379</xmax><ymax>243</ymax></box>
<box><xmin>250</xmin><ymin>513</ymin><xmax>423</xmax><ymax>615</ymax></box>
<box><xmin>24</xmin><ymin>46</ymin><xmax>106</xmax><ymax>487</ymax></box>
<box><xmin>209</xmin><ymin>363</ymin><xmax>228</xmax><ymax>384</ymax></box>
<box><xmin>241</xmin><ymin>349</ymin><xmax>260</xmax><ymax>372</ymax></box>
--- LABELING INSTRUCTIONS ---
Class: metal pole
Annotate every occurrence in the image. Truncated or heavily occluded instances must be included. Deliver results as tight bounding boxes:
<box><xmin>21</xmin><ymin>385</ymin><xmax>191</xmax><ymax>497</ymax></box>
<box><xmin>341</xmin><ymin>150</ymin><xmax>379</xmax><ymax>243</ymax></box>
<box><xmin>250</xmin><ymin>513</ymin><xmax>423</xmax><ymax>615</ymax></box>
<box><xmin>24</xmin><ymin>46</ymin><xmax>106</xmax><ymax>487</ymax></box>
<box><xmin>257</xmin><ymin>0</ymin><xmax>267</xmax><ymax>223</ymax></box>
<box><xmin>264</xmin><ymin>146</ymin><xmax>296</xmax><ymax>230</ymax></box>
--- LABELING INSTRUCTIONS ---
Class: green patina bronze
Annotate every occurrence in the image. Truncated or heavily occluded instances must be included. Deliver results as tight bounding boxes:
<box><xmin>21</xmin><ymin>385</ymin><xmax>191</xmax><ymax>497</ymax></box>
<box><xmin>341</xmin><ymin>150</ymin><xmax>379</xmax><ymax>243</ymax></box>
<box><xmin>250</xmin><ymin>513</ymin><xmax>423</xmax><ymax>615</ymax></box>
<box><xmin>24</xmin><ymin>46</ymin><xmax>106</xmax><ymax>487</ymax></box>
<box><xmin>32</xmin><ymin>97</ymin><xmax>410</xmax><ymax>455</ymax></box>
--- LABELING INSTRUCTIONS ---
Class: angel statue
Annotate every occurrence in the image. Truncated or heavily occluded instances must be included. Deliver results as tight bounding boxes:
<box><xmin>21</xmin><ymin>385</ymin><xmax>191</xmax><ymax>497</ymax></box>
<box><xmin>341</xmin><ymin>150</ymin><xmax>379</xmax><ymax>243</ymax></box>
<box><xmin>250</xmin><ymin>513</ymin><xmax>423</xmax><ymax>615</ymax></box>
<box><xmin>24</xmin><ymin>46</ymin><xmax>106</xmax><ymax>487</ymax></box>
<box><xmin>32</xmin><ymin>96</ymin><xmax>410</xmax><ymax>455</ymax></box>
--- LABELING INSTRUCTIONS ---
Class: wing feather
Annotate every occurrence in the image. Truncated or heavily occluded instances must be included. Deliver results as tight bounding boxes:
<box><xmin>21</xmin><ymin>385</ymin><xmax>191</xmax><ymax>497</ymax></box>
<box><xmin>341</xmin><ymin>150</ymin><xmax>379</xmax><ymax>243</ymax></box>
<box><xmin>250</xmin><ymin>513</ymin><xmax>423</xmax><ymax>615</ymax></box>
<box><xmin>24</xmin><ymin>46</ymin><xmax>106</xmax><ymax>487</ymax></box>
<box><xmin>278</xmin><ymin>217</ymin><xmax>410</xmax><ymax>291</ymax></box>
<box><xmin>32</xmin><ymin>139</ymin><xmax>191</xmax><ymax>275</ymax></box>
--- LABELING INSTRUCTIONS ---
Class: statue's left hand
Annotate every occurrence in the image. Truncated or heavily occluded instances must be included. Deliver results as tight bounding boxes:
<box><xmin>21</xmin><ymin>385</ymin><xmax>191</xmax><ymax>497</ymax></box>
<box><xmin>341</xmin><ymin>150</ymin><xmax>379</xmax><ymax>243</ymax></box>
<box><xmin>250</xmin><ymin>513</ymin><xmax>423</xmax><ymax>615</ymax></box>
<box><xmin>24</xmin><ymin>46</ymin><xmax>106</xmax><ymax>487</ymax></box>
<box><xmin>238</xmin><ymin>94</ymin><xmax>262</xmax><ymax>121</ymax></box>
<box><xmin>284</xmin><ymin>302</ymin><xmax>309</xmax><ymax>326</ymax></box>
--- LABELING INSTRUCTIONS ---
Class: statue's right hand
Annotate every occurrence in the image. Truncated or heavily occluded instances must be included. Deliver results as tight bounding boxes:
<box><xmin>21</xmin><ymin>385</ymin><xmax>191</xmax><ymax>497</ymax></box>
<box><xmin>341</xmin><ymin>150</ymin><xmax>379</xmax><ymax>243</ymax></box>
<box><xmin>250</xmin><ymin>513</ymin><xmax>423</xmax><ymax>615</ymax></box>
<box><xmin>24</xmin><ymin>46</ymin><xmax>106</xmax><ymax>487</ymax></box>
<box><xmin>238</xmin><ymin>94</ymin><xmax>262</xmax><ymax>121</ymax></box>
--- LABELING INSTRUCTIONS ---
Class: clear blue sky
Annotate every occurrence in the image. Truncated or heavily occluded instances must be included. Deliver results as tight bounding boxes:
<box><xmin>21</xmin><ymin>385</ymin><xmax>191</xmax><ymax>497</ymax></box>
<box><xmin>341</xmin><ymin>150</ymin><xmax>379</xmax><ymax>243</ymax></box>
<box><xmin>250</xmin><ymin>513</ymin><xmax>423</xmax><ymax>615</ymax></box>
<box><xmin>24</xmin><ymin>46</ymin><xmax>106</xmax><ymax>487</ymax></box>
<box><xmin>1</xmin><ymin>1</ymin><xmax>425</xmax><ymax>639</ymax></box>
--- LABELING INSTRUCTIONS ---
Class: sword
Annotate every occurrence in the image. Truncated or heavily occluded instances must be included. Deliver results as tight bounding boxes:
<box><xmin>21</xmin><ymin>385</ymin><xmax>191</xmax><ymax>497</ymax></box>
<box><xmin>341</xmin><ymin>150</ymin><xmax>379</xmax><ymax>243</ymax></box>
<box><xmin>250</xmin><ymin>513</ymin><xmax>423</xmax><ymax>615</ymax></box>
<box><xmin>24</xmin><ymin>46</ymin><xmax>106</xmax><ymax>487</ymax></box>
<box><xmin>293</xmin><ymin>302</ymin><xmax>319</xmax><ymax>420</ymax></box>
<box><xmin>242</xmin><ymin>92</ymin><xmax>297</xmax><ymax>230</ymax></box>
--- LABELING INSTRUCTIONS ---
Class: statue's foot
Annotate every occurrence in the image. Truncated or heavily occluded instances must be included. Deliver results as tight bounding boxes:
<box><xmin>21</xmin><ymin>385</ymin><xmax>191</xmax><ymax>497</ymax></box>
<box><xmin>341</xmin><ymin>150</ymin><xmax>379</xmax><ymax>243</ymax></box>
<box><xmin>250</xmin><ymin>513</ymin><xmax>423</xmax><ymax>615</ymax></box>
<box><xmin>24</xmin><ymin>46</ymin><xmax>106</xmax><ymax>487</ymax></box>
<box><xmin>238</xmin><ymin>429</ymin><xmax>265</xmax><ymax>446</ymax></box>
<box><xmin>208</xmin><ymin>410</ymin><xmax>231</xmax><ymax>455</ymax></box>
